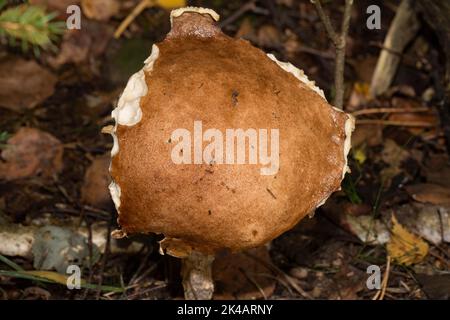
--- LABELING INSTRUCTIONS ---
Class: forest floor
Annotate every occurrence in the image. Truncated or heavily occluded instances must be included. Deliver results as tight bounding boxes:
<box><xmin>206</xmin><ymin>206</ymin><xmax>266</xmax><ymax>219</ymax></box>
<box><xmin>0</xmin><ymin>0</ymin><xmax>449</xmax><ymax>300</ymax></box>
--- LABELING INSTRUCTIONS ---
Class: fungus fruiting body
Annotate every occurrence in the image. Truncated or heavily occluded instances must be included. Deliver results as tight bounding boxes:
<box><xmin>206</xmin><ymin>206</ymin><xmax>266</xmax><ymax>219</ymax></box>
<box><xmin>108</xmin><ymin>7</ymin><xmax>354</xmax><ymax>299</ymax></box>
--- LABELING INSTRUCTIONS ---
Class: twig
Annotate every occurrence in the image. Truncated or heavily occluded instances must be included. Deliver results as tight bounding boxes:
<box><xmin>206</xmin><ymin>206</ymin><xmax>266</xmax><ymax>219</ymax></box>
<box><xmin>428</xmin><ymin>249</ymin><xmax>450</xmax><ymax>269</ymax></box>
<box><xmin>399</xmin><ymin>280</ymin><xmax>411</xmax><ymax>292</ymax></box>
<box><xmin>239</xmin><ymin>268</ymin><xmax>268</xmax><ymax>300</ymax></box>
<box><xmin>335</xmin><ymin>0</ymin><xmax>352</xmax><ymax>108</ymax></box>
<box><xmin>379</xmin><ymin>256</ymin><xmax>391</xmax><ymax>300</ymax></box>
<box><xmin>128</xmin><ymin>246</ymin><xmax>153</xmax><ymax>285</ymax></box>
<box><xmin>352</xmin><ymin>107</ymin><xmax>430</xmax><ymax>116</ymax></box>
<box><xmin>114</xmin><ymin>0</ymin><xmax>155</xmax><ymax>39</ymax></box>
<box><xmin>356</xmin><ymin>119</ymin><xmax>435</xmax><ymax>127</ymax></box>
<box><xmin>295</xmin><ymin>45</ymin><xmax>335</xmax><ymax>59</ymax></box>
<box><xmin>126</xmin><ymin>283</ymin><xmax>167</xmax><ymax>300</ymax></box>
<box><xmin>53</xmin><ymin>204</ymin><xmax>110</xmax><ymax>221</ymax></box>
<box><xmin>82</xmin><ymin>205</ymin><xmax>113</xmax><ymax>217</ymax></box>
<box><xmin>372</xmin><ymin>255</ymin><xmax>391</xmax><ymax>300</ymax></box>
<box><xmin>219</xmin><ymin>1</ymin><xmax>257</xmax><ymax>28</ymax></box>
<box><xmin>311</xmin><ymin>0</ymin><xmax>353</xmax><ymax>109</ymax></box>
<box><xmin>132</xmin><ymin>262</ymin><xmax>159</xmax><ymax>286</ymax></box>
<box><xmin>312</xmin><ymin>0</ymin><xmax>339</xmax><ymax>46</ymax></box>
<box><xmin>243</xmin><ymin>251</ymin><xmax>312</xmax><ymax>299</ymax></box>
<box><xmin>368</xmin><ymin>41</ymin><xmax>403</xmax><ymax>56</ymax></box>
<box><xmin>371</xmin><ymin>286</ymin><xmax>381</xmax><ymax>299</ymax></box>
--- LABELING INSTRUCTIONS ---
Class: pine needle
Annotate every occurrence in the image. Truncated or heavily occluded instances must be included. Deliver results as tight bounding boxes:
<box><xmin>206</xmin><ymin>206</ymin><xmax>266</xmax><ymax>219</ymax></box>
<box><xmin>0</xmin><ymin>4</ymin><xmax>64</xmax><ymax>53</ymax></box>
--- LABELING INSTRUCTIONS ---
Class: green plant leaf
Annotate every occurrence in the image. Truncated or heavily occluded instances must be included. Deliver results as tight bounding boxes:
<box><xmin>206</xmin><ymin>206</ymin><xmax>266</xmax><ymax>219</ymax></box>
<box><xmin>342</xmin><ymin>175</ymin><xmax>362</xmax><ymax>204</ymax></box>
<box><xmin>0</xmin><ymin>254</ymin><xmax>24</xmax><ymax>271</ymax></box>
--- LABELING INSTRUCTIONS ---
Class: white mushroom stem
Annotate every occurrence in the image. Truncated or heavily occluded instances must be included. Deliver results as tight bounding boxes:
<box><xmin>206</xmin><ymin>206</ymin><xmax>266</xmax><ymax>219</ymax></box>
<box><xmin>181</xmin><ymin>251</ymin><xmax>215</xmax><ymax>300</ymax></box>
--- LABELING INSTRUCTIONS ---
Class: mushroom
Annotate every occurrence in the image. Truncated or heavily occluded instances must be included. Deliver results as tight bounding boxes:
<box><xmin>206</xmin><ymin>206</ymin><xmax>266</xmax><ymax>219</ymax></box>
<box><xmin>107</xmin><ymin>6</ymin><xmax>354</xmax><ymax>299</ymax></box>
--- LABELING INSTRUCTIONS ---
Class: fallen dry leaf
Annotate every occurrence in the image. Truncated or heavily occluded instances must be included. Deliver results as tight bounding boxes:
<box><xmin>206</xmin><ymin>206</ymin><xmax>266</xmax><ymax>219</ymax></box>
<box><xmin>388</xmin><ymin>97</ymin><xmax>436</xmax><ymax>135</ymax></box>
<box><xmin>388</xmin><ymin>112</ymin><xmax>437</xmax><ymax>135</ymax></box>
<box><xmin>415</xmin><ymin>274</ymin><xmax>450</xmax><ymax>299</ymax></box>
<box><xmin>235</xmin><ymin>18</ymin><xmax>255</xmax><ymax>40</ymax></box>
<box><xmin>396</xmin><ymin>203</ymin><xmax>450</xmax><ymax>245</ymax></box>
<box><xmin>156</xmin><ymin>0</ymin><xmax>186</xmax><ymax>9</ymax></box>
<box><xmin>381</xmin><ymin>139</ymin><xmax>409</xmax><ymax>165</ymax></box>
<box><xmin>213</xmin><ymin>247</ymin><xmax>276</xmax><ymax>300</ymax></box>
<box><xmin>0</xmin><ymin>219</ymin><xmax>144</xmax><ymax>260</ymax></box>
<box><xmin>352</xmin><ymin>56</ymin><xmax>378</xmax><ymax>84</ymax></box>
<box><xmin>348</xmin><ymin>82</ymin><xmax>371</xmax><ymax>109</ymax></box>
<box><xmin>387</xmin><ymin>215</ymin><xmax>429</xmax><ymax>266</ymax></box>
<box><xmin>276</xmin><ymin>0</ymin><xmax>294</xmax><ymax>7</ymax></box>
<box><xmin>0</xmin><ymin>128</ymin><xmax>63</xmax><ymax>180</ymax></box>
<box><xmin>283</xmin><ymin>30</ymin><xmax>300</xmax><ymax>57</ymax></box>
<box><xmin>81</xmin><ymin>0</ymin><xmax>120</xmax><ymax>21</ymax></box>
<box><xmin>22</xmin><ymin>287</ymin><xmax>51</xmax><ymax>300</ymax></box>
<box><xmin>342</xmin><ymin>203</ymin><xmax>450</xmax><ymax>246</ymax></box>
<box><xmin>405</xmin><ymin>183</ymin><xmax>450</xmax><ymax>206</ymax></box>
<box><xmin>257</xmin><ymin>25</ymin><xmax>280</xmax><ymax>48</ymax></box>
<box><xmin>83</xmin><ymin>88</ymin><xmax>122</xmax><ymax>117</ymax></box>
<box><xmin>387</xmin><ymin>86</ymin><xmax>416</xmax><ymax>98</ymax></box>
<box><xmin>380</xmin><ymin>139</ymin><xmax>410</xmax><ymax>185</ymax></box>
<box><xmin>32</xmin><ymin>225</ymin><xmax>93</xmax><ymax>273</ymax></box>
<box><xmin>391</xmin><ymin>96</ymin><xmax>423</xmax><ymax>109</ymax></box>
<box><xmin>423</xmin><ymin>154</ymin><xmax>450</xmax><ymax>188</ymax></box>
<box><xmin>81</xmin><ymin>154</ymin><xmax>112</xmax><ymax>209</ymax></box>
<box><xmin>0</xmin><ymin>58</ymin><xmax>57</xmax><ymax>112</ymax></box>
<box><xmin>342</xmin><ymin>215</ymin><xmax>390</xmax><ymax>245</ymax></box>
<box><xmin>351</xmin><ymin>124</ymin><xmax>383</xmax><ymax>147</ymax></box>
<box><xmin>330</xmin><ymin>265</ymin><xmax>366</xmax><ymax>300</ymax></box>
<box><xmin>29</xmin><ymin>0</ymin><xmax>80</xmax><ymax>17</ymax></box>
<box><xmin>48</xmin><ymin>30</ymin><xmax>90</xmax><ymax>67</ymax></box>
<box><xmin>47</xmin><ymin>21</ymin><xmax>113</xmax><ymax>68</ymax></box>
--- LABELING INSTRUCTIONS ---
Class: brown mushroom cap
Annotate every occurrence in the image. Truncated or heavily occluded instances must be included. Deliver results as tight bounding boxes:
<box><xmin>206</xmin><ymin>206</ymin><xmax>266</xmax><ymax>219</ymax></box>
<box><xmin>109</xmin><ymin>8</ymin><xmax>354</xmax><ymax>257</ymax></box>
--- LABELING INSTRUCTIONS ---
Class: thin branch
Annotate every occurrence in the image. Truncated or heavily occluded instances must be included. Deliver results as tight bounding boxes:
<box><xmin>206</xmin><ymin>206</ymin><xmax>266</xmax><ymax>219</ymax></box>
<box><xmin>295</xmin><ymin>45</ymin><xmax>336</xmax><ymax>59</ymax></box>
<box><xmin>114</xmin><ymin>0</ymin><xmax>155</xmax><ymax>39</ymax></box>
<box><xmin>341</xmin><ymin>0</ymin><xmax>353</xmax><ymax>48</ymax></box>
<box><xmin>333</xmin><ymin>0</ymin><xmax>353</xmax><ymax>108</ymax></box>
<box><xmin>219</xmin><ymin>0</ymin><xmax>257</xmax><ymax>28</ymax></box>
<box><xmin>243</xmin><ymin>251</ymin><xmax>312</xmax><ymax>299</ymax></box>
<box><xmin>311</xmin><ymin>0</ymin><xmax>339</xmax><ymax>46</ymax></box>
<box><xmin>352</xmin><ymin>107</ymin><xmax>430</xmax><ymax>116</ymax></box>
<box><xmin>311</xmin><ymin>0</ymin><xmax>354</xmax><ymax>109</ymax></box>
<box><xmin>372</xmin><ymin>255</ymin><xmax>391</xmax><ymax>300</ymax></box>
<box><xmin>356</xmin><ymin>119</ymin><xmax>435</xmax><ymax>127</ymax></box>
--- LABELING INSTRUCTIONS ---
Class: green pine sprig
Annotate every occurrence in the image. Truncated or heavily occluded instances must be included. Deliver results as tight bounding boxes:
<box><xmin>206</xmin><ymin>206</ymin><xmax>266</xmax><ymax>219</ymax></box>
<box><xmin>0</xmin><ymin>3</ymin><xmax>64</xmax><ymax>55</ymax></box>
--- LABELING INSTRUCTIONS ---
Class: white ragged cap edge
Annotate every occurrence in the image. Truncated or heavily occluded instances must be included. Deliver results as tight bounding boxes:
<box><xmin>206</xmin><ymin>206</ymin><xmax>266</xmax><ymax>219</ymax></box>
<box><xmin>111</xmin><ymin>44</ymin><xmax>160</xmax><ymax>130</ymax></box>
<box><xmin>267</xmin><ymin>53</ymin><xmax>326</xmax><ymax>100</ymax></box>
<box><xmin>342</xmin><ymin>112</ymin><xmax>355</xmax><ymax>179</ymax></box>
<box><xmin>170</xmin><ymin>6</ymin><xmax>220</xmax><ymax>26</ymax></box>
<box><xmin>109</xmin><ymin>181</ymin><xmax>121</xmax><ymax>209</ymax></box>
<box><xmin>314</xmin><ymin>112</ymin><xmax>355</xmax><ymax>209</ymax></box>
<box><xmin>108</xmin><ymin>44</ymin><xmax>160</xmax><ymax>213</ymax></box>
